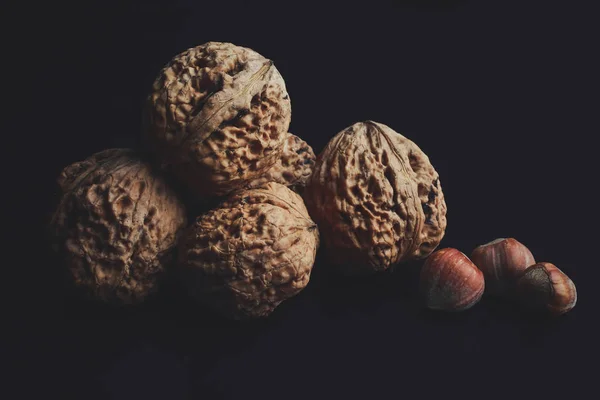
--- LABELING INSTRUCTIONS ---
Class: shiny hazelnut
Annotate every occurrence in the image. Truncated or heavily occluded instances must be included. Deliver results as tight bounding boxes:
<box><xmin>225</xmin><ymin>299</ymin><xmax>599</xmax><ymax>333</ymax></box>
<box><xmin>419</xmin><ymin>248</ymin><xmax>485</xmax><ymax>311</ymax></box>
<box><xmin>514</xmin><ymin>262</ymin><xmax>577</xmax><ymax>316</ymax></box>
<box><xmin>470</xmin><ymin>238</ymin><xmax>535</xmax><ymax>296</ymax></box>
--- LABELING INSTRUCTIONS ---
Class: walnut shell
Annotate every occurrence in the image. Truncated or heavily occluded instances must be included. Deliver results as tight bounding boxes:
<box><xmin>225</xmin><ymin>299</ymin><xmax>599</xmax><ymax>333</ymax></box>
<box><xmin>244</xmin><ymin>132</ymin><xmax>316</xmax><ymax>193</ymax></box>
<box><xmin>144</xmin><ymin>41</ymin><xmax>292</xmax><ymax>197</ymax></box>
<box><xmin>49</xmin><ymin>149</ymin><xmax>187</xmax><ymax>305</ymax></box>
<box><xmin>178</xmin><ymin>182</ymin><xmax>319</xmax><ymax>319</ymax></box>
<box><xmin>304</xmin><ymin>121</ymin><xmax>447</xmax><ymax>275</ymax></box>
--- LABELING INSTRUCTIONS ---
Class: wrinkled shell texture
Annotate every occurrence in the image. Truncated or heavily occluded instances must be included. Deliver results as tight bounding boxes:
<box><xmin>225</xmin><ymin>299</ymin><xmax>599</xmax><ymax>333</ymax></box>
<box><xmin>50</xmin><ymin>149</ymin><xmax>187</xmax><ymax>304</ymax></box>
<box><xmin>144</xmin><ymin>41</ymin><xmax>292</xmax><ymax>197</ymax></box>
<box><xmin>245</xmin><ymin>132</ymin><xmax>315</xmax><ymax>192</ymax></box>
<box><xmin>304</xmin><ymin>121</ymin><xmax>447</xmax><ymax>275</ymax></box>
<box><xmin>178</xmin><ymin>182</ymin><xmax>319</xmax><ymax>319</ymax></box>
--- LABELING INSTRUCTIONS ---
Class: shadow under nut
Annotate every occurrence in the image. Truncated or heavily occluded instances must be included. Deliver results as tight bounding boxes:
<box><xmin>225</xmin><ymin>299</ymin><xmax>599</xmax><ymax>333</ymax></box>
<box><xmin>144</xmin><ymin>41</ymin><xmax>292</xmax><ymax>197</ymax></box>
<box><xmin>303</xmin><ymin>120</ymin><xmax>447</xmax><ymax>275</ymax></box>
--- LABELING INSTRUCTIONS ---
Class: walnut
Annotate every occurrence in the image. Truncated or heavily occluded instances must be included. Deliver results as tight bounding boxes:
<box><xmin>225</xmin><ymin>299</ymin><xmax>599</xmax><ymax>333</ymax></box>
<box><xmin>244</xmin><ymin>132</ymin><xmax>316</xmax><ymax>193</ymax></box>
<box><xmin>49</xmin><ymin>149</ymin><xmax>187</xmax><ymax>304</ymax></box>
<box><xmin>303</xmin><ymin>121</ymin><xmax>447</xmax><ymax>276</ymax></box>
<box><xmin>143</xmin><ymin>41</ymin><xmax>292</xmax><ymax>197</ymax></box>
<box><xmin>178</xmin><ymin>182</ymin><xmax>319</xmax><ymax>319</ymax></box>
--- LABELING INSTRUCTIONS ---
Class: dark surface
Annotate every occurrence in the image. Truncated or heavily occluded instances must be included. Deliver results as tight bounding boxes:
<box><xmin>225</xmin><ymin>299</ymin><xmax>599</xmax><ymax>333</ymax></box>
<box><xmin>9</xmin><ymin>0</ymin><xmax>597</xmax><ymax>398</ymax></box>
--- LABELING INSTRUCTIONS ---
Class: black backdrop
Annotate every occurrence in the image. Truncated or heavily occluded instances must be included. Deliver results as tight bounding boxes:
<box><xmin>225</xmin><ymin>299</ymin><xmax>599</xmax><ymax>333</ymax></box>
<box><xmin>10</xmin><ymin>0</ymin><xmax>597</xmax><ymax>398</ymax></box>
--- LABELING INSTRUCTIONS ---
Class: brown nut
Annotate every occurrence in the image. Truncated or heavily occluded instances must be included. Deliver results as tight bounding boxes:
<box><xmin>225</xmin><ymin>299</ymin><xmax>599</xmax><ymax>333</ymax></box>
<box><xmin>178</xmin><ymin>182</ymin><xmax>319</xmax><ymax>320</ymax></box>
<box><xmin>144</xmin><ymin>41</ymin><xmax>292</xmax><ymax>197</ymax></box>
<box><xmin>419</xmin><ymin>248</ymin><xmax>485</xmax><ymax>311</ymax></box>
<box><xmin>244</xmin><ymin>132</ymin><xmax>316</xmax><ymax>193</ymax></box>
<box><xmin>303</xmin><ymin>120</ymin><xmax>447</xmax><ymax>276</ymax></box>
<box><xmin>514</xmin><ymin>262</ymin><xmax>577</xmax><ymax>316</ymax></box>
<box><xmin>470</xmin><ymin>238</ymin><xmax>535</xmax><ymax>296</ymax></box>
<box><xmin>49</xmin><ymin>149</ymin><xmax>188</xmax><ymax>305</ymax></box>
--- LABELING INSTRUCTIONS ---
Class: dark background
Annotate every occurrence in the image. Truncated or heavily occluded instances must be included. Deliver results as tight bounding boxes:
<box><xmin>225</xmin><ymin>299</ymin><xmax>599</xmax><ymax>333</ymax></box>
<box><xmin>8</xmin><ymin>0</ymin><xmax>598</xmax><ymax>398</ymax></box>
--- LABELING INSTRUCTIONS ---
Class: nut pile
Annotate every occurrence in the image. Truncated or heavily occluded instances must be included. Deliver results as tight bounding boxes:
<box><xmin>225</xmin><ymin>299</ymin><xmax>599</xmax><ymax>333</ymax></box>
<box><xmin>419</xmin><ymin>239</ymin><xmax>577</xmax><ymax>315</ymax></box>
<box><xmin>48</xmin><ymin>41</ymin><xmax>576</xmax><ymax>319</ymax></box>
<box><xmin>49</xmin><ymin>42</ymin><xmax>318</xmax><ymax>319</ymax></box>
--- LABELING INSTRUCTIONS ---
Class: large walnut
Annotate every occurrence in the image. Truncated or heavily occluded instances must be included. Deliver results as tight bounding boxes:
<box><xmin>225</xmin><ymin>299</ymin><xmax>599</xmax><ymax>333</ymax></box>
<box><xmin>178</xmin><ymin>182</ymin><xmax>319</xmax><ymax>319</ymax></box>
<box><xmin>244</xmin><ymin>132</ymin><xmax>315</xmax><ymax>193</ymax></box>
<box><xmin>49</xmin><ymin>149</ymin><xmax>187</xmax><ymax>304</ymax></box>
<box><xmin>144</xmin><ymin>41</ymin><xmax>292</xmax><ymax>197</ymax></box>
<box><xmin>304</xmin><ymin>121</ymin><xmax>447</xmax><ymax>276</ymax></box>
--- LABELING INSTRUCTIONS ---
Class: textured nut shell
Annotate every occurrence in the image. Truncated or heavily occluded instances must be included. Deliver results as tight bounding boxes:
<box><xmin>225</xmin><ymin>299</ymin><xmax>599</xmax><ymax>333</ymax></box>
<box><xmin>50</xmin><ymin>149</ymin><xmax>187</xmax><ymax>304</ymax></box>
<box><xmin>144</xmin><ymin>41</ymin><xmax>291</xmax><ymax>197</ymax></box>
<box><xmin>419</xmin><ymin>248</ymin><xmax>484</xmax><ymax>311</ymax></box>
<box><xmin>304</xmin><ymin>121</ymin><xmax>447</xmax><ymax>275</ymax></box>
<box><xmin>470</xmin><ymin>238</ymin><xmax>535</xmax><ymax>296</ymax></box>
<box><xmin>178</xmin><ymin>182</ymin><xmax>319</xmax><ymax>319</ymax></box>
<box><xmin>515</xmin><ymin>262</ymin><xmax>577</xmax><ymax>315</ymax></box>
<box><xmin>244</xmin><ymin>132</ymin><xmax>315</xmax><ymax>192</ymax></box>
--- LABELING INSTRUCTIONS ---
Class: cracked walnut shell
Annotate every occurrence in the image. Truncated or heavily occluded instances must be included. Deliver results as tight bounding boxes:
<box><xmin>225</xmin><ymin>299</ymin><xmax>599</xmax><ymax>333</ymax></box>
<box><xmin>144</xmin><ymin>41</ymin><xmax>292</xmax><ymax>197</ymax></box>
<box><xmin>178</xmin><ymin>182</ymin><xmax>319</xmax><ymax>319</ymax></box>
<box><xmin>49</xmin><ymin>149</ymin><xmax>187</xmax><ymax>304</ymax></box>
<box><xmin>304</xmin><ymin>121</ymin><xmax>447</xmax><ymax>275</ymax></box>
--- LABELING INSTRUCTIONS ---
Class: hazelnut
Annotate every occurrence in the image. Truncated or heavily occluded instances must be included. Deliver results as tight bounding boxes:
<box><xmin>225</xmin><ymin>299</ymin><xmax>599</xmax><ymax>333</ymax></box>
<box><xmin>470</xmin><ymin>238</ymin><xmax>535</xmax><ymax>296</ymax></box>
<box><xmin>514</xmin><ymin>262</ymin><xmax>577</xmax><ymax>316</ymax></box>
<box><xmin>419</xmin><ymin>248</ymin><xmax>485</xmax><ymax>312</ymax></box>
